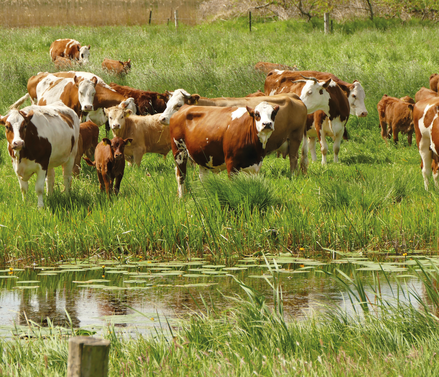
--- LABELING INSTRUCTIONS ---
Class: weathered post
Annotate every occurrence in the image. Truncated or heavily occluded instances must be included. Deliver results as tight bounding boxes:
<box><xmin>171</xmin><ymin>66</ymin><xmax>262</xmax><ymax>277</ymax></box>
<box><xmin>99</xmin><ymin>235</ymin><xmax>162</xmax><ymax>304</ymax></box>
<box><xmin>149</xmin><ymin>10</ymin><xmax>152</xmax><ymax>25</ymax></box>
<box><xmin>174</xmin><ymin>10</ymin><xmax>178</xmax><ymax>29</ymax></box>
<box><xmin>67</xmin><ymin>336</ymin><xmax>111</xmax><ymax>377</ymax></box>
<box><xmin>324</xmin><ymin>12</ymin><xmax>330</xmax><ymax>34</ymax></box>
<box><xmin>249</xmin><ymin>11</ymin><xmax>252</xmax><ymax>32</ymax></box>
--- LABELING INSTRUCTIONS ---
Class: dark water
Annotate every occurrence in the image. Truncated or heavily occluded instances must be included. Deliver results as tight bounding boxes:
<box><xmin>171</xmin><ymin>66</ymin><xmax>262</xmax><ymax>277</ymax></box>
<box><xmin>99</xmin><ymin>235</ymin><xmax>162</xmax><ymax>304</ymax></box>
<box><xmin>0</xmin><ymin>0</ymin><xmax>203</xmax><ymax>28</ymax></box>
<box><xmin>0</xmin><ymin>257</ymin><xmax>424</xmax><ymax>338</ymax></box>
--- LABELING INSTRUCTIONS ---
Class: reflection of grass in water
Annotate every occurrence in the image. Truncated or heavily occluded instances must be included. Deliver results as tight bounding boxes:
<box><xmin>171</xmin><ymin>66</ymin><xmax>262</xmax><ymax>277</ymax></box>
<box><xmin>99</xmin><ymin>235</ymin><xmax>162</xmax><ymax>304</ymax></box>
<box><xmin>4</xmin><ymin>257</ymin><xmax>439</xmax><ymax>375</ymax></box>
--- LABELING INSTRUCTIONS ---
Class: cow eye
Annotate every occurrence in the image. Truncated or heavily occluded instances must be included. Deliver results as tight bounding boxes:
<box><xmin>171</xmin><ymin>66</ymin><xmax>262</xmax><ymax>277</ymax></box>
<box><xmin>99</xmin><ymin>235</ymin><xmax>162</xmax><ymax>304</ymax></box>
<box><xmin>319</xmin><ymin>89</ymin><xmax>323</xmax><ymax>95</ymax></box>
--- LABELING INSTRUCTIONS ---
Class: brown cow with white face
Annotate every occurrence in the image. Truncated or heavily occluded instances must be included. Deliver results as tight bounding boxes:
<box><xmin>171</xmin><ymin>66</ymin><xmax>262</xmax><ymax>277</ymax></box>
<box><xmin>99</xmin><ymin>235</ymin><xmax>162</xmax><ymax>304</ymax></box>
<box><xmin>84</xmin><ymin>137</ymin><xmax>133</xmax><ymax>196</ymax></box>
<box><xmin>170</xmin><ymin>101</ymin><xmax>279</xmax><ymax>197</ymax></box>
<box><xmin>102</xmin><ymin>58</ymin><xmax>131</xmax><ymax>75</ymax></box>
<box><xmin>377</xmin><ymin>94</ymin><xmax>414</xmax><ymax>145</ymax></box>
<box><xmin>0</xmin><ymin>103</ymin><xmax>80</xmax><ymax>207</ymax></box>
<box><xmin>50</xmin><ymin>39</ymin><xmax>90</xmax><ymax>64</ymax></box>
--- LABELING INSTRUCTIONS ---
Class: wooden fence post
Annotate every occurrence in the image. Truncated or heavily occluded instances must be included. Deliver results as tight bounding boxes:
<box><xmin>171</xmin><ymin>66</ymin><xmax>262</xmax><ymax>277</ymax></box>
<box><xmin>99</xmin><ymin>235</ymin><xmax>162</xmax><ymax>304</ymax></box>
<box><xmin>67</xmin><ymin>336</ymin><xmax>111</xmax><ymax>377</ymax></box>
<box><xmin>174</xmin><ymin>10</ymin><xmax>178</xmax><ymax>29</ymax></box>
<box><xmin>149</xmin><ymin>10</ymin><xmax>152</xmax><ymax>25</ymax></box>
<box><xmin>249</xmin><ymin>11</ymin><xmax>252</xmax><ymax>32</ymax></box>
<box><xmin>324</xmin><ymin>12</ymin><xmax>330</xmax><ymax>34</ymax></box>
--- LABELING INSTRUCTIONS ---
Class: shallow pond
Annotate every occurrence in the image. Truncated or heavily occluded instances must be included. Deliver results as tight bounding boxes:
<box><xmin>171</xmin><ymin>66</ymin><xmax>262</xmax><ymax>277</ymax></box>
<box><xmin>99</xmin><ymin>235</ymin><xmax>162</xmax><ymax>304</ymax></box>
<box><xmin>0</xmin><ymin>254</ymin><xmax>432</xmax><ymax>338</ymax></box>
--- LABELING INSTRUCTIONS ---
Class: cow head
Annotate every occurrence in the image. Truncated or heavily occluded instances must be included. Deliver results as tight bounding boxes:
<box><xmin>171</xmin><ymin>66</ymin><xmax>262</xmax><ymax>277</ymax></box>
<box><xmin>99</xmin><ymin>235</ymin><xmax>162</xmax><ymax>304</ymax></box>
<box><xmin>103</xmin><ymin>136</ymin><xmax>133</xmax><ymax>160</ymax></box>
<box><xmin>246</xmin><ymin>101</ymin><xmax>279</xmax><ymax>149</ymax></box>
<box><xmin>121</xmin><ymin>59</ymin><xmax>131</xmax><ymax>73</ymax></box>
<box><xmin>348</xmin><ymin>80</ymin><xmax>368</xmax><ymax>117</ymax></box>
<box><xmin>292</xmin><ymin>76</ymin><xmax>332</xmax><ymax>114</ymax></box>
<box><xmin>0</xmin><ymin>110</ymin><xmax>34</xmax><ymax>153</ymax></box>
<box><xmin>75</xmin><ymin>76</ymin><xmax>97</xmax><ymax>112</ymax></box>
<box><xmin>159</xmin><ymin>89</ymin><xmax>201</xmax><ymax>125</ymax></box>
<box><xmin>104</xmin><ymin>106</ymin><xmax>132</xmax><ymax>131</ymax></box>
<box><xmin>79</xmin><ymin>45</ymin><xmax>91</xmax><ymax>65</ymax></box>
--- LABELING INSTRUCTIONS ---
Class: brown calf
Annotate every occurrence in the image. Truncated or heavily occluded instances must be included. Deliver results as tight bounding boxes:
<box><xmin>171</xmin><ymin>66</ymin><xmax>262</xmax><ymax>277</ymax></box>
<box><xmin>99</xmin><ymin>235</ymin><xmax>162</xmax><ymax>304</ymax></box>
<box><xmin>84</xmin><ymin>137</ymin><xmax>133</xmax><ymax>196</ymax></box>
<box><xmin>73</xmin><ymin>121</ymin><xmax>100</xmax><ymax>176</ymax></box>
<box><xmin>102</xmin><ymin>58</ymin><xmax>131</xmax><ymax>75</ymax></box>
<box><xmin>377</xmin><ymin>94</ymin><xmax>414</xmax><ymax>145</ymax></box>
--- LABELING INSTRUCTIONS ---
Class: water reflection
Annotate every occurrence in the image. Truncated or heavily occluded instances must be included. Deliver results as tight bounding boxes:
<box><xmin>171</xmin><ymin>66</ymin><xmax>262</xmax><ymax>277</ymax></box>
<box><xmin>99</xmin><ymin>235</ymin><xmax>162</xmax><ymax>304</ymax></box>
<box><xmin>0</xmin><ymin>261</ymin><xmax>426</xmax><ymax>338</ymax></box>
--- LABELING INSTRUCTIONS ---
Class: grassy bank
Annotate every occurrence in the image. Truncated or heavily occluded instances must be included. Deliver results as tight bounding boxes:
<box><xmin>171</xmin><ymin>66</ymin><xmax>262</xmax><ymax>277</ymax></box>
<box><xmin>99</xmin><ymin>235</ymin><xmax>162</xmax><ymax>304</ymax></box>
<box><xmin>0</xmin><ymin>19</ymin><xmax>438</xmax><ymax>264</ymax></box>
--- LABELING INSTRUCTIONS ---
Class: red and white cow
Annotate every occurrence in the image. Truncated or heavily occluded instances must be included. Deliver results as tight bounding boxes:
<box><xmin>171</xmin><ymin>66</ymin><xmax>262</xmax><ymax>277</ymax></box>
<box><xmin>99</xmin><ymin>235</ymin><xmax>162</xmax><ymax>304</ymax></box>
<box><xmin>109</xmin><ymin>83</ymin><xmax>169</xmax><ymax>115</ymax></box>
<box><xmin>84</xmin><ymin>137</ymin><xmax>132</xmax><ymax>196</ymax></box>
<box><xmin>377</xmin><ymin>94</ymin><xmax>414</xmax><ymax>145</ymax></box>
<box><xmin>413</xmin><ymin>97</ymin><xmax>439</xmax><ymax>190</ymax></box>
<box><xmin>170</xmin><ymin>101</ymin><xmax>279</xmax><ymax>197</ymax></box>
<box><xmin>102</xmin><ymin>58</ymin><xmax>131</xmax><ymax>75</ymax></box>
<box><xmin>159</xmin><ymin>89</ymin><xmax>308</xmax><ymax>174</ymax></box>
<box><xmin>105</xmin><ymin>103</ymin><xmax>172</xmax><ymax>167</ymax></box>
<box><xmin>50</xmin><ymin>39</ymin><xmax>90</xmax><ymax>64</ymax></box>
<box><xmin>264</xmin><ymin>72</ymin><xmax>350</xmax><ymax>165</ymax></box>
<box><xmin>0</xmin><ymin>103</ymin><xmax>80</xmax><ymax>207</ymax></box>
<box><xmin>73</xmin><ymin>121</ymin><xmax>100</xmax><ymax>176</ymax></box>
<box><xmin>254</xmin><ymin>62</ymin><xmax>297</xmax><ymax>75</ymax></box>
<box><xmin>28</xmin><ymin>73</ymin><xmax>98</xmax><ymax>116</ymax></box>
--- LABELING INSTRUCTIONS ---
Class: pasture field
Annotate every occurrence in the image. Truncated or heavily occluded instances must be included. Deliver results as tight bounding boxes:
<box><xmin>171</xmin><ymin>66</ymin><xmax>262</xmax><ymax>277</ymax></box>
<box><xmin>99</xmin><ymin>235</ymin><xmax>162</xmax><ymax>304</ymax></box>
<box><xmin>0</xmin><ymin>18</ymin><xmax>438</xmax><ymax>267</ymax></box>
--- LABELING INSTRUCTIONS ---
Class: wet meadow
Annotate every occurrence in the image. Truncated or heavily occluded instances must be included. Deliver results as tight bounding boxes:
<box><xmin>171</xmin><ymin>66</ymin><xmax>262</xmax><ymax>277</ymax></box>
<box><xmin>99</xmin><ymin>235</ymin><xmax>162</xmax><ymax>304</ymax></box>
<box><xmin>1</xmin><ymin>16</ymin><xmax>439</xmax><ymax>376</ymax></box>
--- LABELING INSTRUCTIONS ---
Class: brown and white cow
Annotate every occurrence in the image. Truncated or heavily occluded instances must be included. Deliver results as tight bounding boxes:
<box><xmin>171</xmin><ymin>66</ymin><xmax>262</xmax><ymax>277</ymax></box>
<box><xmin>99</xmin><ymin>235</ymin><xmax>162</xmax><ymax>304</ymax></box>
<box><xmin>102</xmin><ymin>58</ymin><xmax>131</xmax><ymax>75</ymax></box>
<box><xmin>413</xmin><ymin>97</ymin><xmax>439</xmax><ymax>190</ymax></box>
<box><xmin>254</xmin><ymin>62</ymin><xmax>297</xmax><ymax>75</ymax></box>
<box><xmin>109</xmin><ymin>83</ymin><xmax>169</xmax><ymax>115</ymax></box>
<box><xmin>377</xmin><ymin>94</ymin><xmax>414</xmax><ymax>145</ymax></box>
<box><xmin>50</xmin><ymin>39</ymin><xmax>90</xmax><ymax>64</ymax></box>
<box><xmin>0</xmin><ymin>103</ymin><xmax>80</xmax><ymax>207</ymax></box>
<box><xmin>73</xmin><ymin>121</ymin><xmax>100</xmax><ymax>176</ymax></box>
<box><xmin>430</xmin><ymin>73</ymin><xmax>439</xmax><ymax>92</ymax></box>
<box><xmin>105</xmin><ymin>104</ymin><xmax>172</xmax><ymax>167</ymax></box>
<box><xmin>159</xmin><ymin>89</ymin><xmax>308</xmax><ymax>173</ymax></box>
<box><xmin>415</xmin><ymin>87</ymin><xmax>438</xmax><ymax>103</ymax></box>
<box><xmin>170</xmin><ymin>101</ymin><xmax>279</xmax><ymax>197</ymax></box>
<box><xmin>84</xmin><ymin>136</ymin><xmax>133</xmax><ymax>196</ymax></box>
<box><xmin>264</xmin><ymin>72</ymin><xmax>351</xmax><ymax>164</ymax></box>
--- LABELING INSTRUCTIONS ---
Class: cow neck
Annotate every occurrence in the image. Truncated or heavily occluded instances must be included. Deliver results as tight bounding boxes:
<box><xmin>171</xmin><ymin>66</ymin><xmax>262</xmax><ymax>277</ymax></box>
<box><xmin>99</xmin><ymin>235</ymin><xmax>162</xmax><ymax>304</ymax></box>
<box><xmin>94</xmin><ymin>85</ymin><xmax>125</xmax><ymax>108</ymax></box>
<box><xmin>327</xmin><ymin>85</ymin><xmax>350</xmax><ymax>122</ymax></box>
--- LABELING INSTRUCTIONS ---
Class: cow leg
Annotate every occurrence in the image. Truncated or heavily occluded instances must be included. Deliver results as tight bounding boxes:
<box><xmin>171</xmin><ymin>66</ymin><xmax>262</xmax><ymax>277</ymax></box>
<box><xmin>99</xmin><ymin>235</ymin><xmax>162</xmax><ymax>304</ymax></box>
<box><xmin>392</xmin><ymin>126</ymin><xmax>399</xmax><ymax>144</ymax></box>
<box><xmin>299</xmin><ymin>135</ymin><xmax>308</xmax><ymax>174</ymax></box>
<box><xmin>114</xmin><ymin>174</ymin><xmax>123</xmax><ymax>195</ymax></box>
<box><xmin>379</xmin><ymin>120</ymin><xmax>388</xmax><ymax>141</ymax></box>
<box><xmin>332</xmin><ymin>132</ymin><xmax>343</xmax><ymax>163</ymax></box>
<box><xmin>407</xmin><ymin>131</ymin><xmax>413</xmax><ymax>146</ymax></box>
<box><xmin>319</xmin><ymin>129</ymin><xmax>328</xmax><ymax>165</ymax></box>
<box><xmin>133</xmin><ymin>152</ymin><xmax>143</xmax><ymax>168</ymax></box>
<box><xmin>419</xmin><ymin>136</ymin><xmax>432</xmax><ymax>190</ymax></box>
<box><xmin>103</xmin><ymin>173</ymin><xmax>112</xmax><ymax>197</ymax></box>
<box><xmin>46</xmin><ymin>168</ymin><xmax>56</xmax><ymax>194</ymax></box>
<box><xmin>62</xmin><ymin>158</ymin><xmax>75</xmax><ymax>193</ymax></box>
<box><xmin>308</xmin><ymin>137</ymin><xmax>317</xmax><ymax>162</ymax></box>
<box><xmin>97</xmin><ymin>172</ymin><xmax>106</xmax><ymax>192</ymax></box>
<box><xmin>173</xmin><ymin>138</ymin><xmax>189</xmax><ymax>197</ymax></box>
<box><xmin>35</xmin><ymin>169</ymin><xmax>46</xmax><ymax>208</ymax></box>
<box><xmin>17</xmin><ymin>176</ymin><xmax>29</xmax><ymax>203</ymax></box>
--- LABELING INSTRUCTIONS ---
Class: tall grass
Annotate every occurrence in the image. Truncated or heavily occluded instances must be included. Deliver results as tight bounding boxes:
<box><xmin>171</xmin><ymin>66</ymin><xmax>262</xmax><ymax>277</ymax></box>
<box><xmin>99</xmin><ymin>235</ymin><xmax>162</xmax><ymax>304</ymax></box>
<box><xmin>0</xmin><ymin>19</ymin><xmax>439</xmax><ymax>263</ymax></box>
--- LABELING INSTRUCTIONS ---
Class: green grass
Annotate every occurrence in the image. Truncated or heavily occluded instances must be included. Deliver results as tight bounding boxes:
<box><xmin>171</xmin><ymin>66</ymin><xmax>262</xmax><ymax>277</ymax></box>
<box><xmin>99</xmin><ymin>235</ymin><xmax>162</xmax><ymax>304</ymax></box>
<box><xmin>0</xmin><ymin>18</ymin><xmax>439</xmax><ymax>265</ymax></box>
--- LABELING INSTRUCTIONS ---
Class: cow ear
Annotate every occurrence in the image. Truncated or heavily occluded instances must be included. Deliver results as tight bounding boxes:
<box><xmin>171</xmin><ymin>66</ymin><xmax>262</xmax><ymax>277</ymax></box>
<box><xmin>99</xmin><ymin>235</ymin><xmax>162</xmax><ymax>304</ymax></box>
<box><xmin>125</xmin><ymin>138</ymin><xmax>134</xmax><ymax>146</ymax></box>
<box><xmin>102</xmin><ymin>138</ymin><xmax>111</xmax><ymax>145</ymax></box>
<box><xmin>104</xmin><ymin>108</ymin><xmax>109</xmax><ymax>116</ymax></box>
<box><xmin>91</xmin><ymin>77</ymin><xmax>98</xmax><ymax>85</ymax></box>
<box><xmin>125</xmin><ymin>109</ymin><xmax>132</xmax><ymax>117</ymax></box>
<box><xmin>272</xmin><ymin>105</ymin><xmax>280</xmax><ymax>119</ymax></box>
<box><xmin>74</xmin><ymin>76</ymin><xmax>80</xmax><ymax>86</ymax></box>
<box><xmin>322</xmin><ymin>79</ymin><xmax>332</xmax><ymax>88</ymax></box>
<box><xmin>87</xmin><ymin>45</ymin><xmax>91</xmax><ymax>50</ymax></box>
<box><xmin>20</xmin><ymin>110</ymin><xmax>34</xmax><ymax>122</ymax></box>
<box><xmin>408</xmin><ymin>104</ymin><xmax>414</xmax><ymax>111</ymax></box>
<box><xmin>77</xmin><ymin>45</ymin><xmax>80</xmax><ymax>52</ymax></box>
<box><xmin>0</xmin><ymin>115</ymin><xmax>5</xmax><ymax>126</ymax></box>
<box><xmin>246</xmin><ymin>106</ymin><xmax>255</xmax><ymax>117</ymax></box>
<box><xmin>191</xmin><ymin>94</ymin><xmax>201</xmax><ymax>104</ymax></box>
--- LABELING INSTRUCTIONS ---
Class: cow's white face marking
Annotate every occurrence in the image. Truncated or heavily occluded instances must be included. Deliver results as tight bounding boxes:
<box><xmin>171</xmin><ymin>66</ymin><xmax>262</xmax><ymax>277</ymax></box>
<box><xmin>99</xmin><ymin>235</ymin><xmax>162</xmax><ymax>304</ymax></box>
<box><xmin>79</xmin><ymin>46</ymin><xmax>90</xmax><ymax>64</ymax></box>
<box><xmin>348</xmin><ymin>81</ymin><xmax>368</xmax><ymax>117</ymax></box>
<box><xmin>253</xmin><ymin>101</ymin><xmax>278</xmax><ymax>149</ymax></box>
<box><xmin>77</xmin><ymin>78</ymin><xmax>96</xmax><ymax>112</ymax></box>
<box><xmin>5</xmin><ymin>110</ymin><xmax>27</xmax><ymax>151</ymax></box>
<box><xmin>159</xmin><ymin>89</ymin><xmax>191</xmax><ymax>125</ymax></box>
<box><xmin>299</xmin><ymin>80</ymin><xmax>331</xmax><ymax>114</ymax></box>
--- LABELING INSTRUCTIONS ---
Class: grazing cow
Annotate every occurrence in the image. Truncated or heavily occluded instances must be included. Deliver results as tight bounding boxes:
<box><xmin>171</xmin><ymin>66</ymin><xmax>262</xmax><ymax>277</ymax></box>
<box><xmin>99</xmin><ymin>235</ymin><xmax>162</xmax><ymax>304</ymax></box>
<box><xmin>415</xmin><ymin>87</ymin><xmax>438</xmax><ymax>103</ymax></box>
<box><xmin>254</xmin><ymin>62</ymin><xmax>297</xmax><ymax>75</ymax></box>
<box><xmin>73</xmin><ymin>121</ymin><xmax>100</xmax><ymax>176</ymax></box>
<box><xmin>413</xmin><ymin>97</ymin><xmax>439</xmax><ymax>190</ymax></box>
<box><xmin>170</xmin><ymin>102</ymin><xmax>279</xmax><ymax>197</ymax></box>
<box><xmin>0</xmin><ymin>103</ymin><xmax>80</xmax><ymax>207</ymax></box>
<box><xmin>109</xmin><ymin>83</ymin><xmax>169</xmax><ymax>115</ymax></box>
<box><xmin>28</xmin><ymin>73</ymin><xmax>98</xmax><ymax>117</ymax></box>
<box><xmin>54</xmin><ymin>56</ymin><xmax>75</xmax><ymax>69</ymax></box>
<box><xmin>160</xmin><ymin>89</ymin><xmax>308</xmax><ymax>173</ymax></box>
<box><xmin>264</xmin><ymin>72</ymin><xmax>351</xmax><ymax>164</ymax></box>
<box><xmin>49</xmin><ymin>39</ymin><xmax>90</xmax><ymax>64</ymax></box>
<box><xmin>430</xmin><ymin>73</ymin><xmax>439</xmax><ymax>92</ymax></box>
<box><xmin>377</xmin><ymin>94</ymin><xmax>414</xmax><ymax>145</ymax></box>
<box><xmin>102</xmin><ymin>58</ymin><xmax>131</xmax><ymax>75</ymax></box>
<box><xmin>84</xmin><ymin>137</ymin><xmax>132</xmax><ymax>196</ymax></box>
<box><xmin>105</xmin><ymin>104</ymin><xmax>172</xmax><ymax>167</ymax></box>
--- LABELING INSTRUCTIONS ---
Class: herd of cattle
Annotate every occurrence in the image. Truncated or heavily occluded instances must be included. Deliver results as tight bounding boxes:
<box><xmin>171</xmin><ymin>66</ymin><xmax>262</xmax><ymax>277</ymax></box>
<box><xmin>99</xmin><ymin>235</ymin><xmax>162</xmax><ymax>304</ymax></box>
<box><xmin>0</xmin><ymin>38</ymin><xmax>438</xmax><ymax>207</ymax></box>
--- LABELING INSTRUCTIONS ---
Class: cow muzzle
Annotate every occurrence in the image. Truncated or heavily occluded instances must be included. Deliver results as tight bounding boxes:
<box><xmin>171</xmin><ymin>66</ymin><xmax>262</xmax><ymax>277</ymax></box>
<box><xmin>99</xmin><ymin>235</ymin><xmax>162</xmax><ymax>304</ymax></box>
<box><xmin>263</xmin><ymin>122</ymin><xmax>274</xmax><ymax>130</ymax></box>
<box><xmin>159</xmin><ymin>115</ymin><xmax>169</xmax><ymax>125</ymax></box>
<box><xmin>111</xmin><ymin>124</ymin><xmax>121</xmax><ymax>130</ymax></box>
<box><xmin>12</xmin><ymin>140</ymin><xmax>24</xmax><ymax>150</ymax></box>
<box><xmin>81</xmin><ymin>105</ymin><xmax>94</xmax><ymax>112</ymax></box>
<box><xmin>114</xmin><ymin>153</ymin><xmax>123</xmax><ymax>160</ymax></box>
